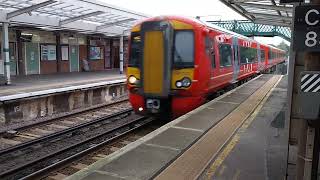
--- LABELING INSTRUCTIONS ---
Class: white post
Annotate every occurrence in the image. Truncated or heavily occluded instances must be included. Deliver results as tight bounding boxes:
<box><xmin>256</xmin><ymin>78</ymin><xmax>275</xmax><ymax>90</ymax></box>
<box><xmin>119</xmin><ymin>35</ymin><xmax>124</xmax><ymax>74</ymax></box>
<box><xmin>2</xmin><ymin>22</ymin><xmax>10</xmax><ymax>84</ymax></box>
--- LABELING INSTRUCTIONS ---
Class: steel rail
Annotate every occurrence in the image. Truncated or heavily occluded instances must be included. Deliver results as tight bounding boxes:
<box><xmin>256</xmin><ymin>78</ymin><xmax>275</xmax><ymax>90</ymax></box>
<box><xmin>0</xmin><ymin>106</ymin><xmax>132</xmax><ymax>157</ymax></box>
<box><xmin>0</xmin><ymin>113</ymin><xmax>147</xmax><ymax>179</ymax></box>
<box><xmin>21</xmin><ymin>116</ymin><xmax>153</xmax><ymax>180</ymax></box>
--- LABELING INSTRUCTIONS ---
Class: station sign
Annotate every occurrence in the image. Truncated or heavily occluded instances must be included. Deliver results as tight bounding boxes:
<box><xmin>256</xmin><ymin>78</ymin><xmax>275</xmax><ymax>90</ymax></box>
<box><xmin>293</xmin><ymin>5</ymin><xmax>320</xmax><ymax>51</ymax></box>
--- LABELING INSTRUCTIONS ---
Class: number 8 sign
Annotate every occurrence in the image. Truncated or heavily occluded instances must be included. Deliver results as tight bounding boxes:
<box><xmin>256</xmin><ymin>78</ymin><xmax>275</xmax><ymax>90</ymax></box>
<box><xmin>305</xmin><ymin>31</ymin><xmax>317</xmax><ymax>47</ymax></box>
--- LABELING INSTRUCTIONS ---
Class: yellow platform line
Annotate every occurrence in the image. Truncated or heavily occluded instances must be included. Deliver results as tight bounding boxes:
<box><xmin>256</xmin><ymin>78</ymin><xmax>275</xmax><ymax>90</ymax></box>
<box><xmin>205</xmin><ymin>75</ymin><xmax>283</xmax><ymax>180</ymax></box>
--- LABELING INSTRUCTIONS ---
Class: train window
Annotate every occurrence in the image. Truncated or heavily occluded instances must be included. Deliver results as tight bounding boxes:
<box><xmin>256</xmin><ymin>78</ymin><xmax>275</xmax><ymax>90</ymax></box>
<box><xmin>205</xmin><ymin>36</ymin><xmax>215</xmax><ymax>68</ymax></box>
<box><xmin>261</xmin><ymin>50</ymin><xmax>265</xmax><ymax>61</ymax></box>
<box><xmin>268</xmin><ymin>48</ymin><xmax>274</xmax><ymax>60</ymax></box>
<box><xmin>128</xmin><ymin>33</ymin><xmax>141</xmax><ymax>67</ymax></box>
<box><xmin>219</xmin><ymin>44</ymin><xmax>232</xmax><ymax>67</ymax></box>
<box><xmin>240</xmin><ymin>47</ymin><xmax>257</xmax><ymax>64</ymax></box>
<box><xmin>173</xmin><ymin>31</ymin><xmax>194</xmax><ymax>68</ymax></box>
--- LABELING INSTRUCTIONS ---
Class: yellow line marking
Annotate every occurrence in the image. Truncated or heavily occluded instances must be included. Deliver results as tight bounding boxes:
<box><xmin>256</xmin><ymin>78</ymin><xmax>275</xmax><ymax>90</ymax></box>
<box><xmin>205</xmin><ymin>134</ymin><xmax>240</xmax><ymax>180</ymax></box>
<box><xmin>205</xmin><ymin>75</ymin><xmax>283</xmax><ymax>180</ymax></box>
<box><xmin>217</xmin><ymin>165</ymin><xmax>226</xmax><ymax>176</ymax></box>
<box><xmin>232</xmin><ymin>169</ymin><xmax>241</xmax><ymax>180</ymax></box>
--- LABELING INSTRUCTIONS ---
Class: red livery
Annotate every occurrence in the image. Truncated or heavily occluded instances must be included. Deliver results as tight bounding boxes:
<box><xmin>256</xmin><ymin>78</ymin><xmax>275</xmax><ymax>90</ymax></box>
<box><xmin>126</xmin><ymin>16</ymin><xmax>286</xmax><ymax>119</ymax></box>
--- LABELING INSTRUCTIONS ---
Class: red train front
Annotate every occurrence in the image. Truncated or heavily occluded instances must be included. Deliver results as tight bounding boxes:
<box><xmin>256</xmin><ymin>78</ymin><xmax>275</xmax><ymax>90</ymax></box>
<box><xmin>126</xmin><ymin>16</ymin><xmax>286</xmax><ymax>119</ymax></box>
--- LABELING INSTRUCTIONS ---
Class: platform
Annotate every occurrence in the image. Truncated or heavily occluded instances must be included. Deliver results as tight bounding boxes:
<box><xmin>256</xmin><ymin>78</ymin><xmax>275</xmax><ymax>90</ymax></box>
<box><xmin>201</xmin><ymin>75</ymin><xmax>288</xmax><ymax>180</ymax></box>
<box><xmin>65</xmin><ymin>74</ymin><xmax>288</xmax><ymax>180</ymax></box>
<box><xmin>0</xmin><ymin>70</ymin><xmax>127</xmax><ymax>128</ymax></box>
<box><xmin>0</xmin><ymin>70</ymin><xmax>126</xmax><ymax>98</ymax></box>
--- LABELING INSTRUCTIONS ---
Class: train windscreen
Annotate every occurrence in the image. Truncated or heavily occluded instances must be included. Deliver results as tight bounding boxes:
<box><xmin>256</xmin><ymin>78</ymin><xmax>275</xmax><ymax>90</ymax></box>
<box><xmin>128</xmin><ymin>33</ymin><xmax>141</xmax><ymax>67</ymax></box>
<box><xmin>173</xmin><ymin>31</ymin><xmax>194</xmax><ymax>68</ymax></box>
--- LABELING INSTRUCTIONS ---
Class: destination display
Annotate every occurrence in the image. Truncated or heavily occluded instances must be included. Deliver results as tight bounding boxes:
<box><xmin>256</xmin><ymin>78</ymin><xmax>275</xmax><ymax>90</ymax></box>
<box><xmin>294</xmin><ymin>5</ymin><xmax>320</xmax><ymax>51</ymax></box>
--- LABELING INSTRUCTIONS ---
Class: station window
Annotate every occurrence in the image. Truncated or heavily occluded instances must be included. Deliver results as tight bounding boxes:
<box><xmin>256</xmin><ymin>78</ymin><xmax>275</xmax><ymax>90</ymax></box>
<box><xmin>205</xmin><ymin>36</ymin><xmax>215</xmax><ymax>68</ymax></box>
<box><xmin>240</xmin><ymin>47</ymin><xmax>257</xmax><ymax>64</ymax></box>
<box><xmin>41</xmin><ymin>44</ymin><xmax>57</xmax><ymax>61</ymax></box>
<box><xmin>173</xmin><ymin>30</ymin><xmax>194</xmax><ymax>68</ymax></box>
<box><xmin>128</xmin><ymin>33</ymin><xmax>141</xmax><ymax>67</ymax></box>
<box><xmin>219</xmin><ymin>43</ymin><xmax>232</xmax><ymax>67</ymax></box>
<box><xmin>260</xmin><ymin>50</ymin><xmax>265</xmax><ymax>61</ymax></box>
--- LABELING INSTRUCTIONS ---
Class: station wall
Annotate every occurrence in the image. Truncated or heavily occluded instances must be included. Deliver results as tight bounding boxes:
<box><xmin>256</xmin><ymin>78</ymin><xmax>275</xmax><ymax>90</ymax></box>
<box><xmin>0</xmin><ymin>28</ymin><xmax>128</xmax><ymax>76</ymax></box>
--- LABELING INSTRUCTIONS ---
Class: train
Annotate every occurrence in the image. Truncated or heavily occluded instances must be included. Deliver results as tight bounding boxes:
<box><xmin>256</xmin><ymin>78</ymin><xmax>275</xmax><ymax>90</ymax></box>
<box><xmin>126</xmin><ymin>16</ymin><xmax>286</xmax><ymax>119</ymax></box>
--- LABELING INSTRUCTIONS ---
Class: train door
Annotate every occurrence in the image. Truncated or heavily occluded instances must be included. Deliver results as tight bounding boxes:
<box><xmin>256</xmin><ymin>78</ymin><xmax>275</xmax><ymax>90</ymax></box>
<box><xmin>206</xmin><ymin>35</ymin><xmax>218</xmax><ymax>89</ymax></box>
<box><xmin>218</xmin><ymin>42</ymin><xmax>233</xmax><ymax>84</ymax></box>
<box><xmin>232</xmin><ymin>37</ymin><xmax>239</xmax><ymax>83</ymax></box>
<box><xmin>257</xmin><ymin>44</ymin><xmax>262</xmax><ymax>72</ymax></box>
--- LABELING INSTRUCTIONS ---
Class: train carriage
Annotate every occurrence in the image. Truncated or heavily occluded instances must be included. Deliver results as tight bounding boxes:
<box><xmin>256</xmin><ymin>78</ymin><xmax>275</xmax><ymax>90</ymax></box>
<box><xmin>127</xmin><ymin>16</ymin><xmax>286</xmax><ymax>119</ymax></box>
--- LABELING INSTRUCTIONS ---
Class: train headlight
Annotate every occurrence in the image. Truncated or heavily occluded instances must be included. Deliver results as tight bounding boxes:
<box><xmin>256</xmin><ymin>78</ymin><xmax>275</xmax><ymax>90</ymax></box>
<box><xmin>128</xmin><ymin>76</ymin><xmax>137</xmax><ymax>84</ymax></box>
<box><xmin>175</xmin><ymin>77</ymin><xmax>192</xmax><ymax>88</ymax></box>
<box><xmin>181</xmin><ymin>77</ymin><xmax>191</xmax><ymax>87</ymax></box>
<box><xmin>176</xmin><ymin>81</ymin><xmax>183</xmax><ymax>88</ymax></box>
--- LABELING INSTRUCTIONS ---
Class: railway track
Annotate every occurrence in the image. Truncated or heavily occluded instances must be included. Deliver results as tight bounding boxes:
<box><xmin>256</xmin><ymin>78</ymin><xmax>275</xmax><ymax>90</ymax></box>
<box><xmin>0</xmin><ymin>99</ymin><xmax>131</xmax><ymax>151</ymax></box>
<box><xmin>36</xmin><ymin>120</ymin><xmax>161</xmax><ymax>180</ymax></box>
<box><xmin>0</xmin><ymin>106</ymin><xmax>155</xmax><ymax>180</ymax></box>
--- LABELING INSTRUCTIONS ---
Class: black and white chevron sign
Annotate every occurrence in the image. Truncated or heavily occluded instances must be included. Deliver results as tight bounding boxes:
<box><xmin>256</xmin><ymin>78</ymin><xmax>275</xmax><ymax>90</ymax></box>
<box><xmin>301</xmin><ymin>73</ymin><xmax>320</xmax><ymax>92</ymax></box>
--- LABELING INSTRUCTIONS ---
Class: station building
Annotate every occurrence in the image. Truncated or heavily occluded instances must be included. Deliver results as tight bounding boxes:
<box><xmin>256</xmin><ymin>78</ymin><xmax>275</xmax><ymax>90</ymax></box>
<box><xmin>0</xmin><ymin>29</ymin><xmax>128</xmax><ymax>75</ymax></box>
<box><xmin>0</xmin><ymin>0</ymin><xmax>148</xmax><ymax>84</ymax></box>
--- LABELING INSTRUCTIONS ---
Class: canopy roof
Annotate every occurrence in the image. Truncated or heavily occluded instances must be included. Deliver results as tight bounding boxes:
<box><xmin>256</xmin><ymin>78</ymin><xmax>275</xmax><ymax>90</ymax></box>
<box><xmin>219</xmin><ymin>0</ymin><xmax>293</xmax><ymax>27</ymax></box>
<box><xmin>0</xmin><ymin>0</ymin><xmax>150</xmax><ymax>36</ymax></box>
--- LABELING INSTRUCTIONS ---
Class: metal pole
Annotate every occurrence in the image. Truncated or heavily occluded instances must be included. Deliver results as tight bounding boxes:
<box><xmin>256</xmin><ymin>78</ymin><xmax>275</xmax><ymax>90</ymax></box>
<box><xmin>2</xmin><ymin>22</ymin><xmax>11</xmax><ymax>85</ymax></box>
<box><xmin>119</xmin><ymin>34</ymin><xmax>124</xmax><ymax>74</ymax></box>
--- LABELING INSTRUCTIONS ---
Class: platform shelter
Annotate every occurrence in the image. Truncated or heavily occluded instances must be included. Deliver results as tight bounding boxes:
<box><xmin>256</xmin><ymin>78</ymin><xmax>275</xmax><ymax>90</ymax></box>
<box><xmin>0</xmin><ymin>0</ymin><xmax>149</xmax><ymax>85</ymax></box>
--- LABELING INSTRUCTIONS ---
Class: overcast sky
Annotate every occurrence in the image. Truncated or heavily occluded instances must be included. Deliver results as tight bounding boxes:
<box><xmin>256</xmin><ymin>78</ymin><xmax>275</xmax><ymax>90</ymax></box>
<box><xmin>99</xmin><ymin>0</ymin><xmax>289</xmax><ymax>45</ymax></box>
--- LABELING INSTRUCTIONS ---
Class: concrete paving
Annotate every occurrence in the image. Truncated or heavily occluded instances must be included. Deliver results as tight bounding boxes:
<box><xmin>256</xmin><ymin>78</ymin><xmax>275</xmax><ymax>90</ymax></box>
<box><xmin>0</xmin><ymin>69</ymin><xmax>125</xmax><ymax>97</ymax></box>
<box><xmin>66</xmin><ymin>74</ymin><xmax>281</xmax><ymax>180</ymax></box>
<box><xmin>201</xmin><ymin>75</ymin><xmax>288</xmax><ymax>180</ymax></box>
<box><xmin>176</xmin><ymin>101</ymin><xmax>238</xmax><ymax>131</ymax></box>
<box><xmin>156</xmin><ymin>75</ymin><xmax>280</xmax><ymax>180</ymax></box>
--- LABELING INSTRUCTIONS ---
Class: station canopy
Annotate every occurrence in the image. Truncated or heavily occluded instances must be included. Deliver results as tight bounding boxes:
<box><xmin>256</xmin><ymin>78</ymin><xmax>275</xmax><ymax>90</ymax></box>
<box><xmin>0</xmin><ymin>0</ymin><xmax>150</xmax><ymax>36</ymax></box>
<box><xmin>219</xmin><ymin>0</ymin><xmax>293</xmax><ymax>27</ymax></box>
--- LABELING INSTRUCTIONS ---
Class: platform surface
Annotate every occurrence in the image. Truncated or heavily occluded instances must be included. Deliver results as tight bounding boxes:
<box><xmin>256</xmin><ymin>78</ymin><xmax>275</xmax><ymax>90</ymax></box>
<box><xmin>0</xmin><ymin>70</ymin><xmax>125</xmax><ymax>97</ymax></box>
<box><xmin>201</xmin><ymin>75</ymin><xmax>288</xmax><ymax>180</ymax></box>
<box><xmin>66</xmin><ymin>74</ymin><xmax>287</xmax><ymax>180</ymax></box>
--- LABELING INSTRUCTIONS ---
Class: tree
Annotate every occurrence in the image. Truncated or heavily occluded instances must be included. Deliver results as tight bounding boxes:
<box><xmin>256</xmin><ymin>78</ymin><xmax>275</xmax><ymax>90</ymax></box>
<box><xmin>277</xmin><ymin>41</ymin><xmax>290</xmax><ymax>56</ymax></box>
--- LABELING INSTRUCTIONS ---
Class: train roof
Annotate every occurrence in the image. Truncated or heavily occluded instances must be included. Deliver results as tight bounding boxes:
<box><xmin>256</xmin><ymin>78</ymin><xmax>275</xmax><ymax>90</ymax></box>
<box><xmin>133</xmin><ymin>15</ymin><xmax>285</xmax><ymax>52</ymax></box>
